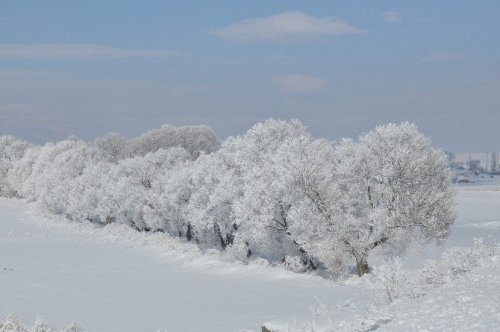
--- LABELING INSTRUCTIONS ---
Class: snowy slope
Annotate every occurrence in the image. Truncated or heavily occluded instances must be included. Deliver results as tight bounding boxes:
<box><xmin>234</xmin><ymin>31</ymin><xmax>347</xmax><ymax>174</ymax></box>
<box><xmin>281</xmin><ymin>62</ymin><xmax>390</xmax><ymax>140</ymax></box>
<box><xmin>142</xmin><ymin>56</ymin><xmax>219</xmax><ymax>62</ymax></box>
<box><xmin>380</xmin><ymin>261</ymin><xmax>500</xmax><ymax>332</ymax></box>
<box><xmin>0</xmin><ymin>198</ymin><xmax>369</xmax><ymax>332</ymax></box>
<box><xmin>307</xmin><ymin>254</ymin><xmax>500</xmax><ymax>332</ymax></box>
<box><xmin>381</xmin><ymin>183</ymin><xmax>500</xmax><ymax>331</ymax></box>
<box><xmin>1</xmin><ymin>183</ymin><xmax>499</xmax><ymax>331</ymax></box>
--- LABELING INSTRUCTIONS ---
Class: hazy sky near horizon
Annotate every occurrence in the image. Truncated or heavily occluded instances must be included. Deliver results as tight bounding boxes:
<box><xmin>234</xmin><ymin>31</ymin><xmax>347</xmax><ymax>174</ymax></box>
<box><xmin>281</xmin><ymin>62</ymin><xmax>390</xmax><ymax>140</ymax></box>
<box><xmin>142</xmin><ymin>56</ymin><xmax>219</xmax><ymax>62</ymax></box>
<box><xmin>1</xmin><ymin>1</ymin><xmax>499</xmax><ymax>152</ymax></box>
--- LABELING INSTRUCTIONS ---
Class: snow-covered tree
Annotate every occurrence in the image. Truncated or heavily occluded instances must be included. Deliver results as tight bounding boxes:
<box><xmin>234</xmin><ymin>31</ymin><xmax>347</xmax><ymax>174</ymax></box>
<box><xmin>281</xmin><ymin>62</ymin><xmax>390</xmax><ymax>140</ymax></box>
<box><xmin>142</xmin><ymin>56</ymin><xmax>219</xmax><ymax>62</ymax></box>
<box><xmin>273</xmin><ymin>134</ymin><xmax>346</xmax><ymax>272</ymax></box>
<box><xmin>124</xmin><ymin>124</ymin><xmax>220</xmax><ymax>158</ymax></box>
<box><xmin>110</xmin><ymin>147</ymin><xmax>191</xmax><ymax>230</ymax></box>
<box><xmin>231</xmin><ymin>119</ymin><xmax>318</xmax><ymax>264</ymax></box>
<box><xmin>182</xmin><ymin>151</ymin><xmax>242</xmax><ymax>250</ymax></box>
<box><xmin>6</xmin><ymin>145</ymin><xmax>41</xmax><ymax>198</ymax></box>
<box><xmin>0</xmin><ymin>121</ymin><xmax>455</xmax><ymax>278</ymax></box>
<box><xmin>333</xmin><ymin>122</ymin><xmax>455</xmax><ymax>276</ymax></box>
<box><xmin>94</xmin><ymin>132</ymin><xmax>126</xmax><ymax>162</ymax></box>
<box><xmin>148</xmin><ymin>159</ymin><xmax>197</xmax><ymax>238</ymax></box>
<box><xmin>0</xmin><ymin>135</ymin><xmax>32</xmax><ymax>197</ymax></box>
<box><xmin>22</xmin><ymin>137</ymin><xmax>100</xmax><ymax>214</ymax></box>
<box><xmin>65</xmin><ymin>160</ymin><xmax>115</xmax><ymax>224</ymax></box>
<box><xmin>227</xmin><ymin>119</ymin><xmax>349</xmax><ymax>271</ymax></box>
<box><xmin>69</xmin><ymin>147</ymin><xmax>191</xmax><ymax>229</ymax></box>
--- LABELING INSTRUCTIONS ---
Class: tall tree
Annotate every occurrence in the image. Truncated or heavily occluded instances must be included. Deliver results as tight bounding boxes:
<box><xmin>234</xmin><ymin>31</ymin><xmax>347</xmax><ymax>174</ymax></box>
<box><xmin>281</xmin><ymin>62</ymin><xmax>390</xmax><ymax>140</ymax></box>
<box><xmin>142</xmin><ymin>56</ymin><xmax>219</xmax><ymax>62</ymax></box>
<box><xmin>333</xmin><ymin>123</ymin><xmax>455</xmax><ymax>276</ymax></box>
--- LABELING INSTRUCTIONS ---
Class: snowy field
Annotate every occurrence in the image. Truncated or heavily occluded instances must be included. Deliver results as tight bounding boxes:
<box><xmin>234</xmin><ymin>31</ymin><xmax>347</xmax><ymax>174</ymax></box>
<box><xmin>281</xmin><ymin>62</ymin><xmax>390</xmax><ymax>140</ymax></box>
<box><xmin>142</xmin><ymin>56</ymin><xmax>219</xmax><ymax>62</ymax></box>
<box><xmin>1</xmin><ymin>182</ymin><xmax>499</xmax><ymax>331</ymax></box>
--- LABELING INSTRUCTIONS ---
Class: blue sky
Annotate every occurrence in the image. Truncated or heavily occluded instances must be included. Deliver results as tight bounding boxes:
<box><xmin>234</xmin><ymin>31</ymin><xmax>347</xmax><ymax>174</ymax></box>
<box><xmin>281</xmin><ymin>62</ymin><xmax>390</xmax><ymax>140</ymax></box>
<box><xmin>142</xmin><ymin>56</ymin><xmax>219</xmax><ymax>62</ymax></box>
<box><xmin>1</xmin><ymin>1</ymin><xmax>499</xmax><ymax>151</ymax></box>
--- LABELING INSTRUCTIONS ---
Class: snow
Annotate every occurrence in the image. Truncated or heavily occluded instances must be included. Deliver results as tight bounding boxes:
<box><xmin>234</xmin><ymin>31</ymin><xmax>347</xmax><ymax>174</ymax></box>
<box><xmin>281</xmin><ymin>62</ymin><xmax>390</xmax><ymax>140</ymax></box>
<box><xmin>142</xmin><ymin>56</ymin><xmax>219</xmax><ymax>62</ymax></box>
<box><xmin>1</xmin><ymin>182</ymin><xmax>499</xmax><ymax>331</ymax></box>
<box><xmin>450</xmin><ymin>183</ymin><xmax>500</xmax><ymax>245</ymax></box>
<box><xmin>0</xmin><ymin>198</ymin><xmax>368</xmax><ymax>331</ymax></box>
<box><xmin>380</xmin><ymin>262</ymin><xmax>500</xmax><ymax>331</ymax></box>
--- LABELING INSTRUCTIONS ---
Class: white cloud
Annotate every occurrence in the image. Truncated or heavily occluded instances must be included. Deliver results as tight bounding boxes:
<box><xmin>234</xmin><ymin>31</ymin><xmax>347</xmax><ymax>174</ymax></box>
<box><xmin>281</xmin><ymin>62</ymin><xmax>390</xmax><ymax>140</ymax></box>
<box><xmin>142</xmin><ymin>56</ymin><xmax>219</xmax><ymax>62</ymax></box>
<box><xmin>274</xmin><ymin>74</ymin><xmax>330</xmax><ymax>94</ymax></box>
<box><xmin>0</xmin><ymin>44</ymin><xmax>181</xmax><ymax>59</ymax></box>
<box><xmin>381</xmin><ymin>11</ymin><xmax>402</xmax><ymax>23</ymax></box>
<box><xmin>210</xmin><ymin>11</ymin><xmax>364</xmax><ymax>43</ymax></box>
<box><xmin>420</xmin><ymin>51</ymin><xmax>465</xmax><ymax>63</ymax></box>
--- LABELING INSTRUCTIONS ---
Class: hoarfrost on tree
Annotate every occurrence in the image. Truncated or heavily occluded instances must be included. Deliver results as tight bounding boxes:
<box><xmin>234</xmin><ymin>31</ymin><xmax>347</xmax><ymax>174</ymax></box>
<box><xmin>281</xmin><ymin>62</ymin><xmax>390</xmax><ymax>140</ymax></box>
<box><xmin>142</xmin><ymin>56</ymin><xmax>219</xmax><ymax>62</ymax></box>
<box><xmin>332</xmin><ymin>122</ymin><xmax>455</xmax><ymax>276</ymax></box>
<box><xmin>0</xmin><ymin>121</ymin><xmax>455</xmax><ymax>277</ymax></box>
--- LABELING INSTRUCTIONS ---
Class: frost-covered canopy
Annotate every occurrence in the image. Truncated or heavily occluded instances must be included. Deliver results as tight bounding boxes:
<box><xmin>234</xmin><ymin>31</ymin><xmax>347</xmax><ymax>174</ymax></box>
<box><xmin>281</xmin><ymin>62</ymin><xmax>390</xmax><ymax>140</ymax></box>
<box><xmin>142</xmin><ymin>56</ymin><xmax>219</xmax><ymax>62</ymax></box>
<box><xmin>0</xmin><ymin>120</ymin><xmax>455</xmax><ymax>277</ymax></box>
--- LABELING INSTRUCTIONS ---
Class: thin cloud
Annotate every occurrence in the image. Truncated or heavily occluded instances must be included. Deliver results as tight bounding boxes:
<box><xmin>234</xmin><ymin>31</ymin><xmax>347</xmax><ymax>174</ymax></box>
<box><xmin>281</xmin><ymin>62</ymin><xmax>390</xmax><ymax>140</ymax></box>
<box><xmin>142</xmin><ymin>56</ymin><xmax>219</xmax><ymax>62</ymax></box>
<box><xmin>274</xmin><ymin>74</ymin><xmax>331</xmax><ymax>94</ymax></box>
<box><xmin>420</xmin><ymin>51</ymin><xmax>465</xmax><ymax>63</ymax></box>
<box><xmin>0</xmin><ymin>43</ymin><xmax>182</xmax><ymax>59</ymax></box>
<box><xmin>381</xmin><ymin>11</ymin><xmax>402</xmax><ymax>23</ymax></box>
<box><xmin>210</xmin><ymin>11</ymin><xmax>365</xmax><ymax>43</ymax></box>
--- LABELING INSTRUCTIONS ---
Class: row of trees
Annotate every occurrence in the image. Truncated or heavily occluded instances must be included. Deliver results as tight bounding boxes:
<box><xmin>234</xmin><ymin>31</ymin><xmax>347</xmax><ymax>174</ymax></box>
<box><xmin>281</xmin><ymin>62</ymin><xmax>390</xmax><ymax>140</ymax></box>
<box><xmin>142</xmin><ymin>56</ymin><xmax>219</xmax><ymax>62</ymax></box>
<box><xmin>0</xmin><ymin>120</ymin><xmax>455</xmax><ymax>276</ymax></box>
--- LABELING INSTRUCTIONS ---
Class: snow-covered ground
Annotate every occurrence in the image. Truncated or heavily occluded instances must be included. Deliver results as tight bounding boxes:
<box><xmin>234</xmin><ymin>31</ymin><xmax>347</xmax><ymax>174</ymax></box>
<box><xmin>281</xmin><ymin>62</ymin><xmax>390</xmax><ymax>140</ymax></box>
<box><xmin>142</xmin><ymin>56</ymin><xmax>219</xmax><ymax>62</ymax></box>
<box><xmin>0</xmin><ymin>199</ymin><xmax>369</xmax><ymax>331</ymax></box>
<box><xmin>377</xmin><ymin>262</ymin><xmax>500</xmax><ymax>332</ymax></box>
<box><xmin>1</xmin><ymin>182</ymin><xmax>499</xmax><ymax>331</ymax></box>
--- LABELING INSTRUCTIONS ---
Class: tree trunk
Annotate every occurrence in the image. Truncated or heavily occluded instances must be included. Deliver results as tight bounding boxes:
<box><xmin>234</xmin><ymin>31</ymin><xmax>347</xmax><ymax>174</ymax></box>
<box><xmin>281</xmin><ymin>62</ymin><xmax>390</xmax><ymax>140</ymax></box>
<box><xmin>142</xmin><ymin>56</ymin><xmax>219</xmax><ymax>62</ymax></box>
<box><xmin>356</xmin><ymin>255</ymin><xmax>369</xmax><ymax>277</ymax></box>
<box><xmin>285</xmin><ymin>231</ymin><xmax>317</xmax><ymax>270</ymax></box>
<box><xmin>213</xmin><ymin>222</ymin><xmax>225</xmax><ymax>249</ymax></box>
<box><xmin>186</xmin><ymin>222</ymin><xmax>193</xmax><ymax>241</ymax></box>
<box><xmin>245</xmin><ymin>241</ymin><xmax>252</xmax><ymax>258</ymax></box>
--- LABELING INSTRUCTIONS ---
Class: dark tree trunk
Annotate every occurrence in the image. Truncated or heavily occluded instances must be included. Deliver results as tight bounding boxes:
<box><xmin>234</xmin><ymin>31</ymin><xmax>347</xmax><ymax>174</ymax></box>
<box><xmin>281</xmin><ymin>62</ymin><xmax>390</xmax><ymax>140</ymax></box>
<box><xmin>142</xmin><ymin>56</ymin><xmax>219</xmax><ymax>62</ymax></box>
<box><xmin>245</xmin><ymin>241</ymin><xmax>252</xmax><ymax>258</ymax></box>
<box><xmin>186</xmin><ymin>222</ymin><xmax>193</xmax><ymax>241</ymax></box>
<box><xmin>213</xmin><ymin>222</ymin><xmax>225</xmax><ymax>249</ymax></box>
<box><xmin>356</xmin><ymin>255</ymin><xmax>369</xmax><ymax>277</ymax></box>
<box><xmin>297</xmin><ymin>246</ymin><xmax>317</xmax><ymax>271</ymax></box>
<box><xmin>224</xmin><ymin>233</ymin><xmax>234</xmax><ymax>247</ymax></box>
<box><xmin>213</xmin><ymin>222</ymin><xmax>235</xmax><ymax>250</ymax></box>
<box><xmin>285</xmin><ymin>231</ymin><xmax>317</xmax><ymax>271</ymax></box>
